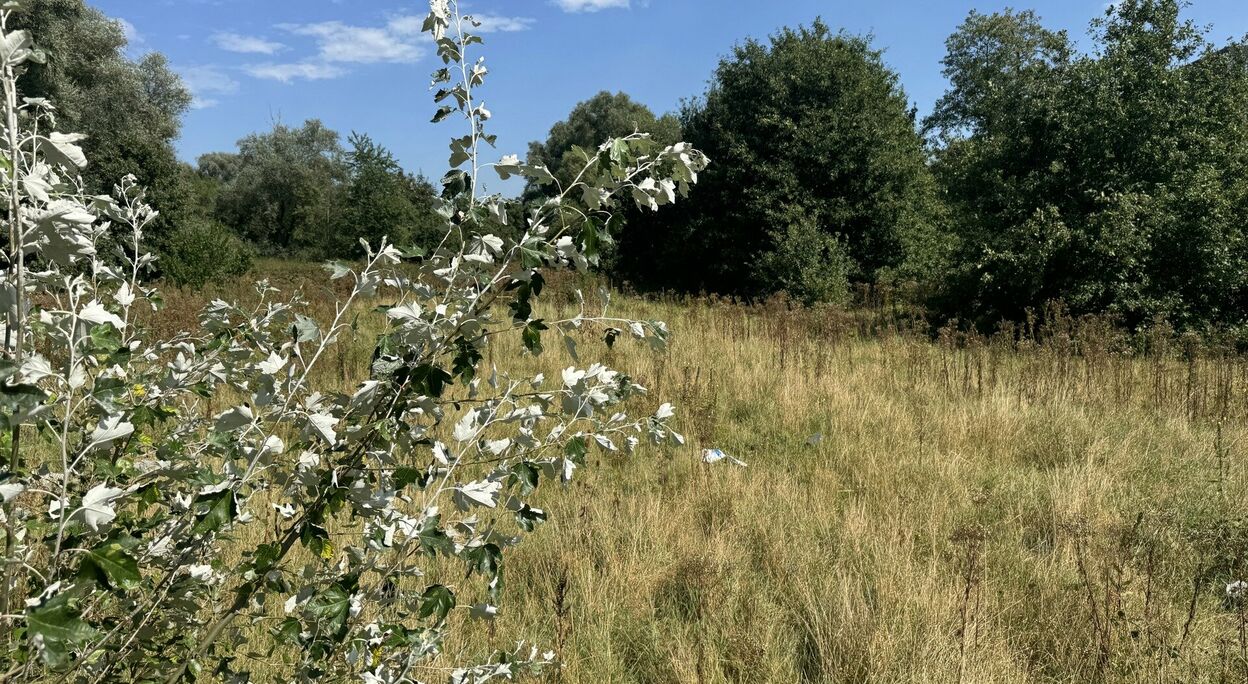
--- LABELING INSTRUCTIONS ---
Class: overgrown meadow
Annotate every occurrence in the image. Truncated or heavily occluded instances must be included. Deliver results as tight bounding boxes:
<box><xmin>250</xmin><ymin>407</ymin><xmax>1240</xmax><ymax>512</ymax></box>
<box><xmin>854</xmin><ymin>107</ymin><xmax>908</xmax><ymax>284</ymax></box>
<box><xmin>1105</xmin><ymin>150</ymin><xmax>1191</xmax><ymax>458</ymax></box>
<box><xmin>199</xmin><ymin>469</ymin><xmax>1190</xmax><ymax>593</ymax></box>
<box><xmin>154</xmin><ymin>262</ymin><xmax>1248</xmax><ymax>683</ymax></box>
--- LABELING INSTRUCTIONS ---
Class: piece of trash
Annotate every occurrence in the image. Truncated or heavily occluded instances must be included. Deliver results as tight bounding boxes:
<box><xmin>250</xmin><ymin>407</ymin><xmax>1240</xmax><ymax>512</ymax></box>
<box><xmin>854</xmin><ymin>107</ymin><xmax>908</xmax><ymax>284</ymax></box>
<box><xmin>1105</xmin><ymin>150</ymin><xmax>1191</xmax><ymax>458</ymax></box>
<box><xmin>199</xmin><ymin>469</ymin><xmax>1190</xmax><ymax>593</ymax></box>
<box><xmin>702</xmin><ymin>448</ymin><xmax>747</xmax><ymax>467</ymax></box>
<box><xmin>1227</xmin><ymin>580</ymin><xmax>1247</xmax><ymax>602</ymax></box>
<box><xmin>806</xmin><ymin>432</ymin><xmax>823</xmax><ymax>446</ymax></box>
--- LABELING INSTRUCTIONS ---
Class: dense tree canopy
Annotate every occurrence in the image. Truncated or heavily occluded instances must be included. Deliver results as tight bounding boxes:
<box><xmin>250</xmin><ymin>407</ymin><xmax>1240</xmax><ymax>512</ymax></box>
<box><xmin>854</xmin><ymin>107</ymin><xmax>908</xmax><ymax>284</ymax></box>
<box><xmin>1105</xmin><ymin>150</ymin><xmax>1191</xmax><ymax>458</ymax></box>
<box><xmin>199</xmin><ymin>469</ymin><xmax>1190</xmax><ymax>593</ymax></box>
<box><xmin>616</xmin><ymin>20</ymin><xmax>944</xmax><ymax>303</ymax></box>
<box><xmin>526</xmin><ymin>91</ymin><xmax>681</xmax><ymax>195</ymax></box>
<box><xmin>201</xmin><ymin>122</ymin><xmax>443</xmax><ymax>259</ymax></box>
<box><xmin>340</xmin><ymin>132</ymin><xmax>444</xmax><ymax>257</ymax></box>
<box><xmin>208</xmin><ymin>120</ymin><xmax>346</xmax><ymax>254</ymax></box>
<box><xmin>927</xmin><ymin>0</ymin><xmax>1248</xmax><ymax>330</ymax></box>
<box><xmin>13</xmin><ymin>0</ymin><xmax>193</xmax><ymax>237</ymax></box>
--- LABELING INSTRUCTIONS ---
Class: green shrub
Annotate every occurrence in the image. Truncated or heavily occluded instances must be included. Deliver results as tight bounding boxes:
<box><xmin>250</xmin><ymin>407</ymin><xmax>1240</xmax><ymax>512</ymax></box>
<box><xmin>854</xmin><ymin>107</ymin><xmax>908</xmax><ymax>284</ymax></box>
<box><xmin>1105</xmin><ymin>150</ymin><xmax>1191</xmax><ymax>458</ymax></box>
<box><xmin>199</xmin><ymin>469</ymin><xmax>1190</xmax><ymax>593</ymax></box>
<box><xmin>758</xmin><ymin>218</ymin><xmax>852</xmax><ymax>306</ymax></box>
<box><xmin>159</xmin><ymin>218</ymin><xmax>253</xmax><ymax>286</ymax></box>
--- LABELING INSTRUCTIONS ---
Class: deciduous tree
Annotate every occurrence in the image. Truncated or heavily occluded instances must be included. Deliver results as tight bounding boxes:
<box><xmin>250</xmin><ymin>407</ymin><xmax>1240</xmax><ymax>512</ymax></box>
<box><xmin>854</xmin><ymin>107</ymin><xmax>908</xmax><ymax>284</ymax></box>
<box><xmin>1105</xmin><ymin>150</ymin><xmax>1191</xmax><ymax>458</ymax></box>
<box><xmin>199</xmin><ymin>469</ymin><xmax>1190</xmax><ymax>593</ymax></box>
<box><xmin>12</xmin><ymin>0</ymin><xmax>193</xmax><ymax>238</ymax></box>
<box><xmin>210</xmin><ymin>119</ymin><xmax>347</xmax><ymax>254</ymax></box>
<box><xmin>618</xmin><ymin>20</ymin><xmax>943</xmax><ymax>303</ymax></box>
<box><xmin>341</xmin><ymin>132</ymin><xmax>444</xmax><ymax>256</ymax></box>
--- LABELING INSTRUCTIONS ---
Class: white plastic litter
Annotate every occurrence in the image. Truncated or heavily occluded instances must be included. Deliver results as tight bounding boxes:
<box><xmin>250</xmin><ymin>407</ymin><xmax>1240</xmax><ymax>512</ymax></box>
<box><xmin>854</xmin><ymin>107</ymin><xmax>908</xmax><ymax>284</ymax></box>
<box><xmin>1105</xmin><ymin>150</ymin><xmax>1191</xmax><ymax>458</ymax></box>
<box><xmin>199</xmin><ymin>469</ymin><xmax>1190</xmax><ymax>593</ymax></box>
<box><xmin>1227</xmin><ymin>580</ymin><xmax>1247</xmax><ymax>602</ymax></box>
<box><xmin>701</xmin><ymin>448</ymin><xmax>747</xmax><ymax>467</ymax></box>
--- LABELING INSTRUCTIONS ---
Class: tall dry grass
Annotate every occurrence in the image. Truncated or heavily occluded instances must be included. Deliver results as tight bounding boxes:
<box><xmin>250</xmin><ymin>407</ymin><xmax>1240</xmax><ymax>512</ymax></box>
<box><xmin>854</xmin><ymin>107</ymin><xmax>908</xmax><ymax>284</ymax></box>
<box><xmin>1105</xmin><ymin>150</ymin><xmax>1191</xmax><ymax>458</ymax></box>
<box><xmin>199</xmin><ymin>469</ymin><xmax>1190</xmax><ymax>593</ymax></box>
<box><xmin>155</xmin><ymin>261</ymin><xmax>1248</xmax><ymax>683</ymax></box>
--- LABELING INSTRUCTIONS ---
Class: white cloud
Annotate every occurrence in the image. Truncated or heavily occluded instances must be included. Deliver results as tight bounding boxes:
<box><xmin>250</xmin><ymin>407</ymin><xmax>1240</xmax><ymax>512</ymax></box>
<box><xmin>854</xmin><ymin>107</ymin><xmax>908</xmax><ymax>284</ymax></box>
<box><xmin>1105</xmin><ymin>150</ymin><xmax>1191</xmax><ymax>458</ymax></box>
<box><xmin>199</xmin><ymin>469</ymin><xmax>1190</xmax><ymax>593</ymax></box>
<box><xmin>243</xmin><ymin>11</ymin><xmax>532</xmax><ymax>84</ymax></box>
<box><xmin>178</xmin><ymin>65</ymin><xmax>239</xmax><ymax>109</ymax></box>
<box><xmin>387</xmin><ymin>13</ymin><xmax>535</xmax><ymax>34</ymax></box>
<box><xmin>117</xmin><ymin>18</ymin><xmax>142</xmax><ymax>45</ymax></box>
<box><xmin>282</xmin><ymin>20</ymin><xmax>423</xmax><ymax>64</ymax></box>
<box><xmin>114</xmin><ymin>17</ymin><xmax>153</xmax><ymax>57</ymax></box>
<box><xmin>213</xmin><ymin>32</ymin><xmax>285</xmax><ymax>54</ymax></box>
<box><xmin>468</xmin><ymin>14</ymin><xmax>537</xmax><ymax>33</ymax></box>
<box><xmin>382</xmin><ymin>16</ymin><xmax>425</xmax><ymax>35</ymax></box>
<box><xmin>243</xmin><ymin>62</ymin><xmax>346</xmax><ymax>83</ymax></box>
<box><xmin>554</xmin><ymin>0</ymin><xmax>629</xmax><ymax>12</ymax></box>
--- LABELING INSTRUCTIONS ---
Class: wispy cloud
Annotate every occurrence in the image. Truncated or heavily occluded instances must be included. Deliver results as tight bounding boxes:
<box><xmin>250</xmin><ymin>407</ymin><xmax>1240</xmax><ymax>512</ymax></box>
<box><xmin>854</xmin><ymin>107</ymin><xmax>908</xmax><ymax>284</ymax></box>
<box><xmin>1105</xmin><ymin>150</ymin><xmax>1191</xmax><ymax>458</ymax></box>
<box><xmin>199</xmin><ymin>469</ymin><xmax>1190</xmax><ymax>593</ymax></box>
<box><xmin>554</xmin><ymin>0</ymin><xmax>629</xmax><ymax>12</ymax></box>
<box><xmin>116</xmin><ymin>18</ymin><xmax>142</xmax><ymax>45</ymax></box>
<box><xmin>178</xmin><ymin>64</ymin><xmax>240</xmax><ymax>109</ymax></box>
<box><xmin>242</xmin><ymin>11</ymin><xmax>533</xmax><ymax>83</ymax></box>
<box><xmin>281</xmin><ymin>21</ymin><xmax>424</xmax><ymax>64</ymax></box>
<box><xmin>387</xmin><ymin>12</ymin><xmax>536</xmax><ymax>34</ymax></box>
<box><xmin>213</xmin><ymin>32</ymin><xmax>285</xmax><ymax>54</ymax></box>
<box><xmin>114</xmin><ymin>17</ymin><xmax>153</xmax><ymax>58</ymax></box>
<box><xmin>243</xmin><ymin>62</ymin><xmax>346</xmax><ymax>83</ymax></box>
<box><xmin>467</xmin><ymin>14</ymin><xmax>537</xmax><ymax>33</ymax></box>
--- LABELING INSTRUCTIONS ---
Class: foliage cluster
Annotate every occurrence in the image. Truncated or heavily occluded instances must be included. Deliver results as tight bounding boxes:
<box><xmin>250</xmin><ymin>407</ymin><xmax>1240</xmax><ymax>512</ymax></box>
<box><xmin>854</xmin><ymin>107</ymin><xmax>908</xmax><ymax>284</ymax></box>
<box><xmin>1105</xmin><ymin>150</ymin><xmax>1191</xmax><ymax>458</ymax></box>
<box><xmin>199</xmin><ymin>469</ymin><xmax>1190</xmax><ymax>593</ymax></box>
<box><xmin>11</xmin><ymin>0</ymin><xmax>194</xmax><ymax>244</ymax></box>
<box><xmin>158</xmin><ymin>217</ymin><xmax>253</xmax><ymax>287</ymax></box>
<box><xmin>201</xmin><ymin>123</ymin><xmax>445</xmax><ymax>261</ymax></box>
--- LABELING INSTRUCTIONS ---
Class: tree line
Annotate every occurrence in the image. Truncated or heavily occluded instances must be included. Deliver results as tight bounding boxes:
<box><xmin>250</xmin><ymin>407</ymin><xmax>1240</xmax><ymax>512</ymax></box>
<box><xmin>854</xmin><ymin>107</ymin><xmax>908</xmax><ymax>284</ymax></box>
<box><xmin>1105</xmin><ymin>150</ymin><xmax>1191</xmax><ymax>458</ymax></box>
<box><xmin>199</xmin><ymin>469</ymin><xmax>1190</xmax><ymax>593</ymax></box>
<box><xmin>19</xmin><ymin>0</ymin><xmax>1248</xmax><ymax>332</ymax></box>
<box><xmin>592</xmin><ymin>0</ymin><xmax>1248</xmax><ymax>334</ymax></box>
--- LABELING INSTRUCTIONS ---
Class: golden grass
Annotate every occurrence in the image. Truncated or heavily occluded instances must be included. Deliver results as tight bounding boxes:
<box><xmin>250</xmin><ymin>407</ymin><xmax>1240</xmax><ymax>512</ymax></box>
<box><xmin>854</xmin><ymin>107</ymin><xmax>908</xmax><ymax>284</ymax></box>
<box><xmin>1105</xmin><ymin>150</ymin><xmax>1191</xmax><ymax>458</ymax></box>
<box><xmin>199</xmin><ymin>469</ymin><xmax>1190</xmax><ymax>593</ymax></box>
<box><xmin>160</xmin><ymin>261</ymin><xmax>1248</xmax><ymax>683</ymax></box>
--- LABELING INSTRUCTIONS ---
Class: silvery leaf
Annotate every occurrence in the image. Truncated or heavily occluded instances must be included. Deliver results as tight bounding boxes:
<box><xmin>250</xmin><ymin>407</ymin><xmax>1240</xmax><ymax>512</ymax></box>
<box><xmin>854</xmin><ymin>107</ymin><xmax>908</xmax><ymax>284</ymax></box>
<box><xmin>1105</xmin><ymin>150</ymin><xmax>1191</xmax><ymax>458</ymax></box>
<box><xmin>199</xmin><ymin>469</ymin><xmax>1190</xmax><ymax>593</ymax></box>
<box><xmin>214</xmin><ymin>405</ymin><xmax>254</xmax><ymax>433</ymax></box>
<box><xmin>452</xmin><ymin>480</ymin><xmax>501</xmax><ymax>511</ymax></box>
<box><xmin>307</xmin><ymin>412</ymin><xmax>338</xmax><ymax>444</ymax></box>
<box><xmin>74</xmin><ymin>483</ymin><xmax>125</xmax><ymax>531</ymax></box>
<box><xmin>88</xmin><ymin>415</ymin><xmax>134</xmax><ymax>452</ymax></box>
<box><xmin>0</xmin><ymin>482</ymin><xmax>24</xmax><ymax>502</ymax></box>
<box><xmin>79</xmin><ymin>300</ymin><xmax>125</xmax><ymax>330</ymax></box>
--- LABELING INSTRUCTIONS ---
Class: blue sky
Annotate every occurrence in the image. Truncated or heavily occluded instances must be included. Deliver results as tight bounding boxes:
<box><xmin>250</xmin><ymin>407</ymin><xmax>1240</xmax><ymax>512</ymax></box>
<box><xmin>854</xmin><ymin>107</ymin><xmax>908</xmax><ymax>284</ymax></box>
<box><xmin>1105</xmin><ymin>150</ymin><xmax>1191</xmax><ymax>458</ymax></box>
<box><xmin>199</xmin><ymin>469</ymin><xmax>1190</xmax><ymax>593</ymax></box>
<box><xmin>96</xmin><ymin>0</ymin><xmax>1248</xmax><ymax>195</ymax></box>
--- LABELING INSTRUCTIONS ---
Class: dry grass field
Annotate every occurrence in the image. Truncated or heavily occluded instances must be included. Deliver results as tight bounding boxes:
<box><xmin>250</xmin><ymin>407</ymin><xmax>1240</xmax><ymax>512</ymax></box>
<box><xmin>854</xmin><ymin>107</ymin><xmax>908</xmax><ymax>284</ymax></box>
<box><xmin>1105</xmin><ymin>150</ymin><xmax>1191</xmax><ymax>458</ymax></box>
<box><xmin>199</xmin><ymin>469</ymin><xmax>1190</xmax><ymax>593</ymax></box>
<box><xmin>152</xmin><ymin>260</ymin><xmax>1248</xmax><ymax>683</ymax></box>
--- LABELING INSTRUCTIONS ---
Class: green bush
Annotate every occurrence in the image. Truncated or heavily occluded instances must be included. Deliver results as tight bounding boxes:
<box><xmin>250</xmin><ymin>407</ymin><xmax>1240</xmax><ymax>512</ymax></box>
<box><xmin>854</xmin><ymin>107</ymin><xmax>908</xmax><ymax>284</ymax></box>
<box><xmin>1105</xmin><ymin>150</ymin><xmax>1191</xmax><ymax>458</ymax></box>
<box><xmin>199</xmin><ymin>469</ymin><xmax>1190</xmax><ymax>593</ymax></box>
<box><xmin>758</xmin><ymin>218</ymin><xmax>852</xmax><ymax>306</ymax></box>
<box><xmin>159</xmin><ymin>219</ymin><xmax>253</xmax><ymax>286</ymax></box>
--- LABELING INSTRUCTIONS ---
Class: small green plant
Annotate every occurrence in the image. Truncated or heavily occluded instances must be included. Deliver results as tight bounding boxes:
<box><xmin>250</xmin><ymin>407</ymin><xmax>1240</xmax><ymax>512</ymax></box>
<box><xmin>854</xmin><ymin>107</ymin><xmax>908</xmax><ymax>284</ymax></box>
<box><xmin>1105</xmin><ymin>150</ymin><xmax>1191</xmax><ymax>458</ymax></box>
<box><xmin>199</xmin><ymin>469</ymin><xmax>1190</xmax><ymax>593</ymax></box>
<box><xmin>0</xmin><ymin>2</ymin><xmax>707</xmax><ymax>681</ymax></box>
